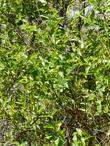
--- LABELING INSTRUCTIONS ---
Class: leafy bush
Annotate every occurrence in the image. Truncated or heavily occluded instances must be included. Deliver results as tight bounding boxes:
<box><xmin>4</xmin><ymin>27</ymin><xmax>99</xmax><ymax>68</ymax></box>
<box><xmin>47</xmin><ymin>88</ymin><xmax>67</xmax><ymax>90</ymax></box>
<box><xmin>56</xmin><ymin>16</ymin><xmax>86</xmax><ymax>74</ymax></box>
<box><xmin>0</xmin><ymin>0</ymin><xmax>110</xmax><ymax>145</ymax></box>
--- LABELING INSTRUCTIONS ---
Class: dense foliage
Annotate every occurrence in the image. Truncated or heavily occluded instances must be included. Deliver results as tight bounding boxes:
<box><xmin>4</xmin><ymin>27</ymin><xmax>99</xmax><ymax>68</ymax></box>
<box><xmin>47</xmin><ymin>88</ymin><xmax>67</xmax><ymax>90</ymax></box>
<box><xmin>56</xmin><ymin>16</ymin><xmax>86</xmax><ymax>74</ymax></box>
<box><xmin>0</xmin><ymin>0</ymin><xmax>110</xmax><ymax>145</ymax></box>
